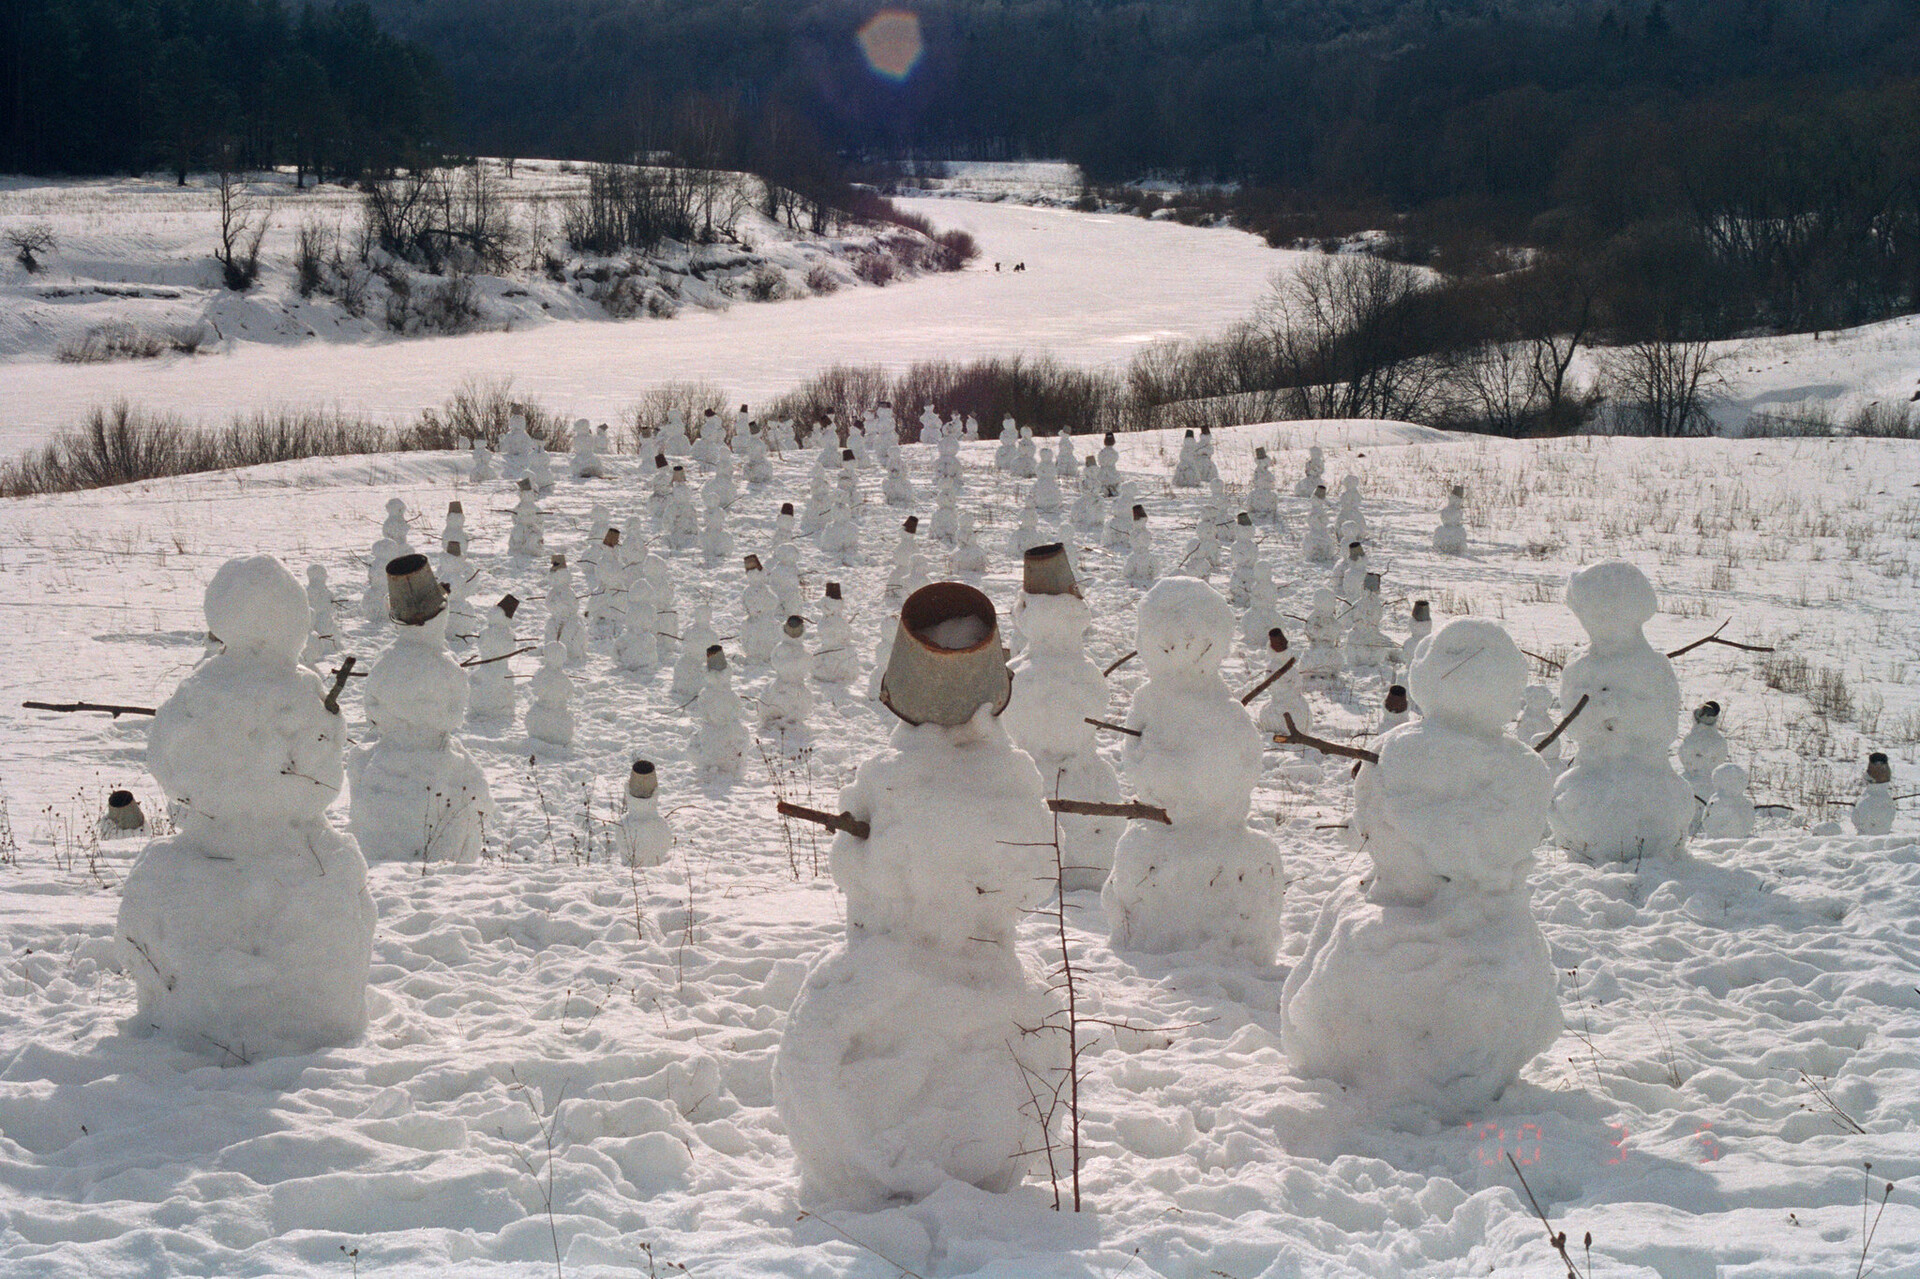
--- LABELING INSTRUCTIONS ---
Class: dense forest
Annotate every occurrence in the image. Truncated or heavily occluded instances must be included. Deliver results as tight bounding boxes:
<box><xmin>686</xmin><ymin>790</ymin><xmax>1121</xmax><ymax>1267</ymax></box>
<box><xmin>1</xmin><ymin>1</ymin><xmax>445</xmax><ymax>180</ymax></box>
<box><xmin>8</xmin><ymin>1</ymin><xmax>1920</xmax><ymax>342</ymax></box>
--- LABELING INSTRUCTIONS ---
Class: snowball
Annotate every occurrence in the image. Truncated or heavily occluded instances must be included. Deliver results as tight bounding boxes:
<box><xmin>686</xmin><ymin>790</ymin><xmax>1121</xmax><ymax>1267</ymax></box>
<box><xmin>1137</xmin><ymin>576</ymin><xmax>1235</xmax><ymax>677</ymax></box>
<box><xmin>1407</xmin><ymin>619</ymin><xmax>1528</xmax><ymax>735</ymax></box>
<box><xmin>1281</xmin><ymin>880</ymin><xmax>1561</xmax><ymax>1124</ymax></box>
<box><xmin>204</xmin><ymin>555</ymin><xmax>310</xmax><ymax>660</ymax></box>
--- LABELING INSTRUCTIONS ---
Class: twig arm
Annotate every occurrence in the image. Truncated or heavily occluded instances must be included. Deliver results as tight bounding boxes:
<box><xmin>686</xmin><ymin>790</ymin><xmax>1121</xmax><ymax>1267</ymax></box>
<box><xmin>1085</xmin><ymin>717</ymin><xmax>1143</xmax><ymax>738</ymax></box>
<box><xmin>1101</xmin><ymin>650</ymin><xmax>1137</xmax><ymax>678</ymax></box>
<box><xmin>776</xmin><ymin>800</ymin><xmax>871</xmax><ymax>841</ymax></box>
<box><xmin>1273</xmin><ymin>713</ymin><xmax>1380</xmax><ymax>765</ymax></box>
<box><xmin>460</xmin><ymin>645</ymin><xmax>536</xmax><ymax>668</ymax></box>
<box><xmin>1239</xmin><ymin>656</ymin><xmax>1298</xmax><ymax>706</ymax></box>
<box><xmin>1533</xmin><ymin>693</ymin><xmax>1588</xmax><ymax>755</ymax></box>
<box><xmin>1667</xmin><ymin>619</ymin><xmax>1773</xmax><ymax>658</ymax></box>
<box><xmin>1047</xmin><ymin>798</ymin><xmax>1172</xmax><ymax>826</ymax></box>
<box><xmin>23</xmin><ymin>700</ymin><xmax>157</xmax><ymax>717</ymax></box>
<box><xmin>322</xmin><ymin>656</ymin><xmax>357</xmax><ymax>716</ymax></box>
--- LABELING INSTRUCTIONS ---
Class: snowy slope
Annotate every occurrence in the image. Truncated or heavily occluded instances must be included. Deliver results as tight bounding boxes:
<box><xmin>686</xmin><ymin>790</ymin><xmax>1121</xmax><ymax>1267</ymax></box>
<box><xmin>1</xmin><ymin>422</ymin><xmax>1916</xmax><ymax>1277</ymax></box>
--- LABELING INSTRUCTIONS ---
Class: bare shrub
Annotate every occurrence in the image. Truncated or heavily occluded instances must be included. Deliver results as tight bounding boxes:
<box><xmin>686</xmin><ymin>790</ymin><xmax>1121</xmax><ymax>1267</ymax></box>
<box><xmin>1846</xmin><ymin>401</ymin><xmax>1917</xmax><ymax>438</ymax></box>
<box><xmin>745</xmin><ymin>264</ymin><xmax>785</xmax><ymax>301</ymax></box>
<box><xmin>805</xmin><ymin>263</ymin><xmax>842</xmax><ymax>294</ymax></box>
<box><xmin>294</xmin><ymin>219</ymin><xmax>335</xmax><ymax>298</ymax></box>
<box><xmin>626</xmin><ymin>380</ymin><xmax>731</xmax><ymax>448</ymax></box>
<box><xmin>57</xmin><ymin>322</ymin><xmax>204</xmax><ymax>363</ymax></box>
<box><xmin>7</xmin><ymin>224</ymin><xmax>56</xmax><ymax>272</ymax></box>
<box><xmin>415</xmin><ymin>376</ymin><xmax>568</xmax><ymax>449</ymax></box>
<box><xmin>853</xmin><ymin>252</ymin><xmax>895</xmax><ymax>286</ymax></box>
<box><xmin>761</xmin><ymin>364</ymin><xmax>891</xmax><ymax>436</ymax></box>
<box><xmin>1597</xmin><ymin>337</ymin><xmax>1724</xmax><ymax>437</ymax></box>
<box><xmin>1255</xmin><ymin>254</ymin><xmax>1456</xmax><ymax>422</ymax></box>
<box><xmin>933</xmin><ymin>228</ymin><xmax>979</xmax><ymax>271</ymax></box>
<box><xmin>891</xmin><ymin>355</ymin><xmax>1119</xmax><ymax>438</ymax></box>
<box><xmin>562</xmin><ymin>163</ymin><xmax>699</xmax><ymax>255</ymax></box>
<box><xmin>0</xmin><ymin>402</ymin><xmax>405</xmax><ymax>496</ymax></box>
<box><xmin>214</xmin><ymin>168</ymin><xmax>269</xmax><ymax>291</ymax></box>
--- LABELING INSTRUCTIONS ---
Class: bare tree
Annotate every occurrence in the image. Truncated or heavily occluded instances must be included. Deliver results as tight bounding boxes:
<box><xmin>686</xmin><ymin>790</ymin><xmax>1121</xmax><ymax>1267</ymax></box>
<box><xmin>1599</xmin><ymin>337</ymin><xmax>1724</xmax><ymax>436</ymax></box>
<box><xmin>214</xmin><ymin>165</ymin><xmax>269</xmax><ymax>291</ymax></box>
<box><xmin>7</xmin><ymin>224</ymin><xmax>56</xmax><ymax>272</ymax></box>
<box><xmin>1258</xmin><ymin>254</ymin><xmax>1454</xmax><ymax>422</ymax></box>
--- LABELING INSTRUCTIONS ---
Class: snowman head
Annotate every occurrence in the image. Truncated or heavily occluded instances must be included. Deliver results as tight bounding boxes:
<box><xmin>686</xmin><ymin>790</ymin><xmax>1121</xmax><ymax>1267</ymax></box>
<box><xmin>1407</xmin><ymin>618</ymin><xmax>1528</xmax><ymax>735</ymax></box>
<box><xmin>204</xmin><ymin>556</ymin><xmax>309</xmax><ymax>662</ymax></box>
<box><xmin>1137</xmin><ymin>577</ymin><xmax>1234</xmax><ymax>678</ymax></box>
<box><xmin>1565</xmin><ymin>560</ymin><xmax>1657</xmax><ymax>643</ymax></box>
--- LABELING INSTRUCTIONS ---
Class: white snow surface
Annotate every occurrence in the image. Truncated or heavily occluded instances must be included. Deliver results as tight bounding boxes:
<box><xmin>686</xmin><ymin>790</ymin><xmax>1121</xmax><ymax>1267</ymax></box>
<box><xmin>1</xmin><ymin>423</ymin><xmax>1918</xmax><ymax>1276</ymax></box>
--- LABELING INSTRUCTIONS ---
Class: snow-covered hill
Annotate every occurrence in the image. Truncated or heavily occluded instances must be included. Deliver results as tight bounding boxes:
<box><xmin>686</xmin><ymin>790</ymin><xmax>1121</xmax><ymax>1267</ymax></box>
<box><xmin>1</xmin><ymin>422</ymin><xmax>1914</xmax><ymax>1277</ymax></box>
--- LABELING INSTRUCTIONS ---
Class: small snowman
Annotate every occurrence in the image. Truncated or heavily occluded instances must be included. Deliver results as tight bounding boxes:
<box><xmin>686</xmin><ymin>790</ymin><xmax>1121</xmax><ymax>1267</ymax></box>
<box><xmin>1549</xmin><ymin>561</ymin><xmax>1694</xmax><ymax>865</ymax></box>
<box><xmin>544</xmin><ymin>554</ymin><xmax>587</xmax><ymax>663</ymax></box>
<box><xmin>468</xmin><ymin>594</ymin><xmax>521</xmax><ymax>719</ymax></box>
<box><xmin>1103</xmin><ymin>577</ymin><xmax>1284</xmax><ymax>960</ymax></box>
<box><xmin>761</xmin><ymin>616</ymin><xmax>815</xmax><ymax>729</ymax></box>
<box><xmin>116</xmin><ymin>556</ymin><xmax>376</xmax><ymax>1058</ymax></box>
<box><xmin>1335</xmin><ymin>475</ymin><xmax>1368</xmax><ymax>541</ymax></box>
<box><xmin>1032</xmin><ymin>452</ymin><xmax>1063</xmax><ymax>512</ymax></box>
<box><xmin>1513</xmin><ymin>685</ymin><xmax>1563</xmax><ymax>770</ymax></box>
<box><xmin>689</xmin><ymin>646</ymin><xmax>748</xmax><ymax>777</ymax></box>
<box><xmin>740</xmin><ymin>555</ymin><xmax>783</xmax><ymax>663</ymax></box>
<box><xmin>570</xmin><ymin>419</ymin><xmax>606</xmax><ymax>479</ymax></box>
<box><xmin>1401</xmin><ymin>599</ymin><xmax>1433</xmax><ymax>666</ymax></box>
<box><xmin>813</xmin><ymin>583</ymin><xmax>860</xmax><ymax>685</ymax></box>
<box><xmin>442</xmin><ymin>501</ymin><xmax>468</xmax><ymax>557</ymax></box>
<box><xmin>1678</xmin><ymin>701</ymin><xmax>1730</xmax><ymax>801</ymax></box>
<box><xmin>1293</xmin><ymin>445</ymin><xmax>1325</xmax><ymax>497</ymax></box>
<box><xmin>1124</xmin><ymin>506</ymin><xmax>1157</xmax><ymax>585</ymax></box>
<box><xmin>1433</xmin><ymin>484</ymin><xmax>1467</xmax><ymax>554</ymax></box>
<box><xmin>1299</xmin><ymin>588</ymin><xmax>1344</xmax><ymax>683</ymax></box>
<box><xmin>1853</xmin><ymin>754</ymin><xmax>1895</xmax><ymax>835</ymax></box>
<box><xmin>671</xmin><ymin>604</ymin><xmax>719</xmax><ymax>702</ymax></box>
<box><xmin>1247</xmin><ymin>447</ymin><xmax>1282</xmax><ymax>524</ymax></box>
<box><xmin>508</xmin><ymin>482</ymin><xmax>545</xmax><ymax>558</ymax></box>
<box><xmin>1001</xmin><ymin>545</ymin><xmax>1124</xmax><ymax>892</ymax></box>
<box><xmin>616</xmin><ymin>576</ymin><xmax>661</xmax><ymax>672</ymax></box>
<box><xmin>525</xmin><ymin>641</ymin><xmax>575</xmax><ymax>747</ymax></box>
<box><xmin>1281</xmin><ymin>618</ymin><xmax>1561</xmax><ymax>1122</ymax></box>
<box><xmin>1344</xmin><ymin>573</ymin><xmax>1400</xmax><ymax>670</ymax></box>
<box><xmin>349</xmin><ymin>555</ymin><xmax>494</xmax><ymax>864</ymax></box>
<box><xmin>1700</xmin><ymin>763</ymin><xmax>1755</xmax><ymax>838</ymax></box>
<box><xmin>1253</xmin><ymin>628</ymin><xmax>1312</xmax><ymax>738</ymax></box>
<box><xmin>1171</xmin><ymin>430</ymin><xmax>1204</xmax><ymax>487</ymax></box>
<box><xmin>302</xmin><ymin>564</ymin><xmax>339</xmax><ymax>668</ymax></box>
<box><xmin>1302</xmin><ymin>485</ymin><xmax>1335</xmax><ymax>562</ymax></box>
<box><xmin>950</xmin><ymin>512</ymin><xmax>988</xmax><ymax>576</ymax></box>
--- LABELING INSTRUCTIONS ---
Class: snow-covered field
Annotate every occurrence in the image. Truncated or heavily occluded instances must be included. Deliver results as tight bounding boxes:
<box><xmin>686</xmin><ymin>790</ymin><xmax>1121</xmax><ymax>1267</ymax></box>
<box><xmin>0</xmin><ymin>177</ymin><xmax>1302</xmax><ymax>454</ymax></box>
<box><xmin>3</xmin><ymin>421</ymin><xmax>1916</xmax><ymax>1277</ymax></box>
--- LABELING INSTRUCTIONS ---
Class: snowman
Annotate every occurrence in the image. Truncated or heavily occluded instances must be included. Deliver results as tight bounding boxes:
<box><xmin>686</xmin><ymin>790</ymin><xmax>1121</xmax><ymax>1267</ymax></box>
<box><xmin>760</xmin><ymin>616</ymin><xmax>815</xmax><ymax>729</ymax></box>
<box><xmin>1253</xmin><ymin>628</ymin><xmax>1312</xmax><ymax>739</ymax></box>
<box><xmin>525</xmin><ymin>642</ymin><xmax>574</xmax><ymax>747</ymax></box>
<box><xmin>349</xmin><ymin>555</ymin><xmax>494</xmax><ymax>863</ymax></box>
<box><xmin>1548</xmin><ymin>561</ymin><xmax>1694</xmax><ymax>865</ymax></box>
<box><xmin>688</xmin><ymin>647</ymin><xmax>749</xmax><ymax>777</ymax></box>
<box><xmin>467</xmin><ymin>595</ymin><xmax>521</xmax><ymax>719</ymax></box>
<box><xmin>1433</xmin><ymin>484</ymin><xmax>1467</xmax><ymax>554</ymax></box>
<box><xmin>302</xmin><ymin>564</ymin><xmax>339</xmax><ymax>668</ymax></box>
<box><xmin>1853</xmin><ymin>754</ymin><xmax>1895</xmax><ymax>835</ymax></box>
<box><xmin>1247</xmin><ymin>447</ymin><xmax>1281</xmax><ymax>524</ymax></box>
<box><xmin>116</xmin><ymin>556</ymin><xmax>376</xmax><ymax>1058</ymax></box>
<box><xmin>1103</xmin><ymin>577</ymin><xmax>1284</xmax><ymax>960</ymax></box>
<box><xmin>1293</xmin><ymin>445</ymin><xmax>1325</xmax><ymax>498</ymax></box>
<box><xmin>773</xmin><ymin>582</ymin><xmax>1061</xmax><ymax>1207</ymax></box>
<box><xmin>1678</xmin><ymin>701</ymin><xmax>1729</xmax><ymax>801</ymax></box>
<box><xmin>813</xmin><ymin>583</ymin><xmax>861</xmax><ymax>685</ymax></box>
<box><xmin>1700</xmin><ymin>763</ymin><xmax>1756</xmax><ymax>838</ymax></box>
<box><xmin>1000</xmin><ymin>545</ymin><xmax>1123</xmax><ymax>892</ymax></box>
<box><xmin>1281</xmin><ymin>618</ymin><xmax>1561</xmax><ymax>1122</ymax></box>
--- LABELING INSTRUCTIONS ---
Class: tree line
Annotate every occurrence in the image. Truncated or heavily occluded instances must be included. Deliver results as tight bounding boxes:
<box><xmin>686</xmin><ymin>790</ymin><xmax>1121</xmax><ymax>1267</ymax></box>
<box><xmin>2</xmin><ymin>1</ymin><xmax>445</xmax><ymax>181</ymax></box>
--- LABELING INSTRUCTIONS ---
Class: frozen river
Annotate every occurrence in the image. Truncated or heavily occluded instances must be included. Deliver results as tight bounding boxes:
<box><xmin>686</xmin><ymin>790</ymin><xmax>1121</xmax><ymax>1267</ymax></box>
<box><xmin>0</xmin><ymin>197</ymin><xmax>1301</xmax><ymax>452</ymax></box>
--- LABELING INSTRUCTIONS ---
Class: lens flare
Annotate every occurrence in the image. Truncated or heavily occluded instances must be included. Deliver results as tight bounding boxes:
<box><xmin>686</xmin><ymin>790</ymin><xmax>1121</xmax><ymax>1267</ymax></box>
<box><xmin>857</xmin><ymin>10</ymin><xmax>924</xmax><ymax>82</ymax></box>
